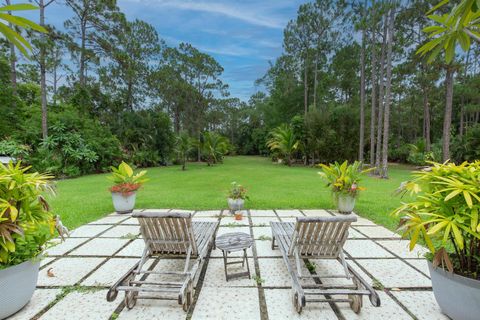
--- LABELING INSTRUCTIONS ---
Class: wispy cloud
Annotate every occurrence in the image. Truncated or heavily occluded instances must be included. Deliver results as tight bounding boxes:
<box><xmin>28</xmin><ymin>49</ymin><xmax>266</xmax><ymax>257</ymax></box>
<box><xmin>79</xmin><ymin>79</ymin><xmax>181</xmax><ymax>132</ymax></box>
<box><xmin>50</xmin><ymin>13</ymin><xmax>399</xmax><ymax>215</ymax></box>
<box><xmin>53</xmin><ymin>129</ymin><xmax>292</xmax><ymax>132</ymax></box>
<box><xmin>125</xmin><ymin>0</ymin><xmax>286</xmax><ymax>29</ymax></box>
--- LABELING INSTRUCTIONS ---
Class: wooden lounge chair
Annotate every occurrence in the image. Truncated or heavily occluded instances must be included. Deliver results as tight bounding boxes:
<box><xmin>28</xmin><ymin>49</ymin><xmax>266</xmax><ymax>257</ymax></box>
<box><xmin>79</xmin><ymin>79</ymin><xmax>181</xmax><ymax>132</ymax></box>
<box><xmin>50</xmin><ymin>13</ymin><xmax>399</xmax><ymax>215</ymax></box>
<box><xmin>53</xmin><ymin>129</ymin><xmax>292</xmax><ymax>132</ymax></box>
<box><xmin>107</xmin><ymin>211</ymin><xmax>219</xmax><ymax>311</ymax></box>
<box><xmin>271</xmin><ymin>215</ymin><xmax>380</xmax><ymax>314</ymax></box>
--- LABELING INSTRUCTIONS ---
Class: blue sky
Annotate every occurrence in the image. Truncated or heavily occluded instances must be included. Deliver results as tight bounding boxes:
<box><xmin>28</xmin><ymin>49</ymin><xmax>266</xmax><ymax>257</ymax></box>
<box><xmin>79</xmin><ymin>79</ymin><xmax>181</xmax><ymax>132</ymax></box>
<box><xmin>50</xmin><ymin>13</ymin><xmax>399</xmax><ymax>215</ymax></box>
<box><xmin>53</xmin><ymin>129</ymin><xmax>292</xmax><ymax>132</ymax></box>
<box><xmin>21</xmin><ymin>0</ymin><xmax>308</xmax><ymax>101</ymax></box>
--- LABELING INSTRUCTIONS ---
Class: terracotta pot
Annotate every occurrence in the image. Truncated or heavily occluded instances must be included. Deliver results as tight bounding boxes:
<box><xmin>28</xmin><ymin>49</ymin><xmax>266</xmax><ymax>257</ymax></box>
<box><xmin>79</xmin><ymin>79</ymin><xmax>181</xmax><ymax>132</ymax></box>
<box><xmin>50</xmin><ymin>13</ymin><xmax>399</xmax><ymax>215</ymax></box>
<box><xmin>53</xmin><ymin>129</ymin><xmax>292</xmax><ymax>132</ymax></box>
<box><xmin>234</xmin><ymin>212</ymin><xmax>243</xmax><ymax>220</ymax></box>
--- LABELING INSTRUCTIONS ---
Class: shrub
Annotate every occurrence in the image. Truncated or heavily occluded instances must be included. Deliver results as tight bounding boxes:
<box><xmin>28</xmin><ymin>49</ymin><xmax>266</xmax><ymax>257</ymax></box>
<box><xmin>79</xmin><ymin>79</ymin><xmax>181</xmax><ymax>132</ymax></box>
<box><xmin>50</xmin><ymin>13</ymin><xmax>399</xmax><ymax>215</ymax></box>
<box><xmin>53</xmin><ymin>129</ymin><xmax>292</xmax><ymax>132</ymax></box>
<box><xmin>452</xmin><ymin>125</ymin><xmax>480</xmax><ymax>162</ymax></box>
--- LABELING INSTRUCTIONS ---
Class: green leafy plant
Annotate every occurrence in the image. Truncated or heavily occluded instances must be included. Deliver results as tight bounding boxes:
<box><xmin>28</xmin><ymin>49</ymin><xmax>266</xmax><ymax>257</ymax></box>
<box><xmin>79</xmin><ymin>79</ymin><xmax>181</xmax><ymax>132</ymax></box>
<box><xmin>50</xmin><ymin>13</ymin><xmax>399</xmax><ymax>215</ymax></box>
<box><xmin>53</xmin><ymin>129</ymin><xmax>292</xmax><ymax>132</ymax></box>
<box><xmin>175</xmin><ymin>132</ymin><xmax>194</xmax><ymax>171</ymax></box>
<box><xmin>318</xmin><ymin>160</ymin><xmax>373</xmax><ymax>197</ymax></box>
<box><xmin>0</xmin><ymin>161</ymin><xmax>55</xmax><ymax>267</ymax></box>
<box><xmin>227</xmin><ymin>181</ymin><xmax>249</xmax><ymax>200</ymax></box>
<box><xmin>201</xmin><ymin>131</ymin><xmax>229</xmax><ymax>166</ymax></box>
<box><xmin>253</xmin><ymin>275</ymin><xmax>265</xmax><ymax>285</ymax></box>
<box><xmin>108</xmin><ymin>161</ymin><xmax>148</xmax><ymax>195</ymax></box>
<box><xmin>266</xmin><ymin>124</ymin><xmax>300</xmax><ymax>166</ymax></box>
<box><xmin>392</xmin><ymin>161</ymin><xmax>480</xmax><ymax>279</ymax></box>
<box><xmin>0</xmin><ymin>3</ymin><xmax>47</xmax><ymax>57</ymax></box>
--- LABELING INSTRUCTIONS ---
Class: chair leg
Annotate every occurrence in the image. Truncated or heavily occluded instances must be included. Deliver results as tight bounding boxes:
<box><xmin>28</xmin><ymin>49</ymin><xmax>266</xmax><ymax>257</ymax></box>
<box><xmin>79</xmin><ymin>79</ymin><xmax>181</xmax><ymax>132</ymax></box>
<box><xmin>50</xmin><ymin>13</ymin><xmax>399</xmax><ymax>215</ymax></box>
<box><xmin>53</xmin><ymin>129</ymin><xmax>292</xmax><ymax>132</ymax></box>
<box><xmin>222</xmin><ymin>250</ymin><xmax>229</xmax><ymax>281</ymax></box>
<box><xmin>244</xmin><ymin>248</ymin><xmax>251</xmax><ymax>279</ymax></box>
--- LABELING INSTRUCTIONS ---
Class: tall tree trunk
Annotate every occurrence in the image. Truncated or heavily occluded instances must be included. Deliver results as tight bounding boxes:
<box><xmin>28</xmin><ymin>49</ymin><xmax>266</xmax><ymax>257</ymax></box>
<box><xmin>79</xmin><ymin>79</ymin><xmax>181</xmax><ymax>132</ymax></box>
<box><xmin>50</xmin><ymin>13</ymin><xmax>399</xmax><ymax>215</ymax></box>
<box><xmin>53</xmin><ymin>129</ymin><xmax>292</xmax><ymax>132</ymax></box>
<box><xmin>443</xmin><ymin>65</ymin><xmax>454</xmax><ymax>162</ymax></box>
<box><xmin>358</xmin><ymin>0</ymin><xmax>367</xmax><ymax>163</ymax></box>
<box><xmin>79</xmin><ymin>20</ymin><xmax>87</xmax><ymax>86</ymax></box>
<box><xmin>303</xmin><ymin>55</ymin><xmax>308</xmax><ymax>116</ymax></box>
<box><xmin>381</xmin><ymin>8</ymin><xmax>394</xmax><ymax>179</ymax></box>
<box><xmin>460</xmin><ymin>49</ymin><xmax>470</xmax><ymax>137</ymax></box>
<box><xmin>369</xmin><ymin>1</ymin><xmax>377</xmax><ymax>168</ymax></box>
<box><xmin>375</xmin><ymin>13</ymin><xmax>388</xmax><ymax>173</ymax></box>
<box><xmin>422</xmin><ymin>88</ymin><xmax>431</xmax><ymax>151</ymax></box>
<box><xmin>5</xmin><ymin>0</ymin><xmax>17</xmax><ymax>101</ymax></box>
<box><xmin>313</xmin><ymin>53</ymin><xmax>318</xmax><ymax>110</ymax></box>
<box><xmin>39</xmin><ymin>0</ymin><xmax>48</xmax><ymax>139</ymax></box>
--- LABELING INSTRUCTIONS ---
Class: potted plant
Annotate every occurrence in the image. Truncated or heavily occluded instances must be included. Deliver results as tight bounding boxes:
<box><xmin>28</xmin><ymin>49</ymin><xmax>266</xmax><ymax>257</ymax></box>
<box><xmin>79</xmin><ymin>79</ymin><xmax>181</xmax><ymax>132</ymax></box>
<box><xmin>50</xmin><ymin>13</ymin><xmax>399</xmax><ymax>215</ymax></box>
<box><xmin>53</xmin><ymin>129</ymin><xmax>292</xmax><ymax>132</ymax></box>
<box><xmin>0</xmin><ymin>162</ymin><xmax>56</xmax><ymax>319</ymax></box>
<box><xmin>392</xmin><ymin>161</ymin><xmax>480</xmax><ymax>320</ymax></box>
<box><xmin>109</xmin><ymin>161</ymin><xmax>148</xmax><ymax>214</ymax></box>
<box><xmin>318</xmin><ymin>161</ymin><xmax>372</xmax><ymax>214</ymax></box>
<box><xmin>227</xmin><ymin>182</ymin><xmax>249</xmax><ymax>214</ymax></box>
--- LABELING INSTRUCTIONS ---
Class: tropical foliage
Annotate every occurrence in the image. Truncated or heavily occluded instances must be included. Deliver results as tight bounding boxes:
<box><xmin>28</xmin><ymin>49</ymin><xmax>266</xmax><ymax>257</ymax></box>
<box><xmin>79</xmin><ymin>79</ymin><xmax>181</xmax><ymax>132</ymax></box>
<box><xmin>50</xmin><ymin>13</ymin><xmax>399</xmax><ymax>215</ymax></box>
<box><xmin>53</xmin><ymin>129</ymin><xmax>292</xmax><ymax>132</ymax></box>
<box><xmin>266</xmin><ymin>124</ymin><xmax>300</xmax><ymax>166</ymax></box>
<box><xmin>201</xmin><ymin>132</ymin><xmax>229</xmax><ymax>166</ymax></box>
<box><xmin>392</xmin><ymin>161</ymin><xmax>480</xmax><ymax>279</ymax></box>
<box><xmin>0</xmin><ymin>161</ymin><xmax>55</xmax><ymax>267</ymax></box>
<box><xmin>227</xmin><ymin>181</ymin><xmax>249</xmax><ymax>200</ymax></box>
<box><xmin>318</xmin><ymin>161</ymin><xmax>373</xmax><ymax>197</ymax></box>
<box><xmin>175</xmin><ymin>132</ymin><xmax>194</xmax><ymax>171</ymax></box>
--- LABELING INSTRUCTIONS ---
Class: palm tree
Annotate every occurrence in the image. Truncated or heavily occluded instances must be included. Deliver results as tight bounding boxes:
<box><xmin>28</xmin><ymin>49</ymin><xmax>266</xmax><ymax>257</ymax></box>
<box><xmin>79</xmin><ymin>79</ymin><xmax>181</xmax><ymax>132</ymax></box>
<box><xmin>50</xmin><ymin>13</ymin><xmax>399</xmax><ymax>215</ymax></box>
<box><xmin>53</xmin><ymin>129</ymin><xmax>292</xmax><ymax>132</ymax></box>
<box><xmin>201</xmin><ymin>132</ymin><xmax>229</xmax><ymax>166</ymax></box>
<box><xmin>266</xmin><ymin>124</ymin><xmax>300</xmax><ymax>166</ymax></box>
<box><xmin>175</xmin><ymin>132</ymin><xmax>194</xmax><ymax>171</ymax></box>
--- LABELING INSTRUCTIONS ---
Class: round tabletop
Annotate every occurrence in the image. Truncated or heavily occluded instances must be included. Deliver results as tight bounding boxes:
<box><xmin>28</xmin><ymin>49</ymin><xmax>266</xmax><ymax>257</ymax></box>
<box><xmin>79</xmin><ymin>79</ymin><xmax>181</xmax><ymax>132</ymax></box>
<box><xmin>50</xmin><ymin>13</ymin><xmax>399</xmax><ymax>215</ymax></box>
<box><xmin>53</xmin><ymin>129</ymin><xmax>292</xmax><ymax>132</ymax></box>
<box><xmin>215</xmin><ymin>232</ymin><xmax>253</xmax><ymax>252</ymax></box>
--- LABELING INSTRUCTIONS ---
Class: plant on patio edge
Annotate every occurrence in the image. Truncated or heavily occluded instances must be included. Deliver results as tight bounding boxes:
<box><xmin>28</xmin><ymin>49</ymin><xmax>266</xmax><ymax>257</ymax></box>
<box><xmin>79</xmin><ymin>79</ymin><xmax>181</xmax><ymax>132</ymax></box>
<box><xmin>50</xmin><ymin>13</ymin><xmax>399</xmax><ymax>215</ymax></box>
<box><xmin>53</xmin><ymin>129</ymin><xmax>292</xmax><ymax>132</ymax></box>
<box><xmin>392</xmin><ymin>160</ymin><xmax>480</xmax><ymax>320</ymax></box>
<box><xmin>318</xmin><ymin>160</ymin><xmax>373</xmax><ymax>213</ymax></box>
<box><xmin>0</xmin><ymin>161</ymin><xmax>55</xmax><ymax>267</ymax></box>
<box><xmin>108</xmin><ymin>161</ymin><xmax>148</xmax><ymax>214</ymax></box>
<box><xmin>227</xmin><ymin>182</ymin><xmax>249</xmax><ymax>218</ymax></box>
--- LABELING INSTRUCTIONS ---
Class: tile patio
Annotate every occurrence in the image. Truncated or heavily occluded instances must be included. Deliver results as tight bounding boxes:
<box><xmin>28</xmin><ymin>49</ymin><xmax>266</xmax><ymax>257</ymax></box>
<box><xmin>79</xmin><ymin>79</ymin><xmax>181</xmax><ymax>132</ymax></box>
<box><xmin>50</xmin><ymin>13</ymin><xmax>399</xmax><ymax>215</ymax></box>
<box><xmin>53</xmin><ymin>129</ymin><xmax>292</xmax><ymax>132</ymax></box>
<box><xmin>10</xmin><ymin>209</ymin><xmax>448</xmax><ymax>320</ymax></box>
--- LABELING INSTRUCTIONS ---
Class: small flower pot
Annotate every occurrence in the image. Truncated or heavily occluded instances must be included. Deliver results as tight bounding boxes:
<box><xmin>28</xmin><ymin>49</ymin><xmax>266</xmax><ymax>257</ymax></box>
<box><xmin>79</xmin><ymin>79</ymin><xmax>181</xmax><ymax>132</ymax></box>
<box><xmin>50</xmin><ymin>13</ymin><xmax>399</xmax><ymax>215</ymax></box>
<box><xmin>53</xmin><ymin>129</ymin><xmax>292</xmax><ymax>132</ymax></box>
<box><xmin>111</xmin><ymin>191</ymin><xmax>137</xmax><ymax>214</ymax></box>
<box><xmin>336</xmin><ymin>194</ymin><xmax>356</xmax><ymax>214</ymax></box>
<box><xmin>227</xmin><ymin>198</ymin><xmax>245</xmax><ymax>214</ymax></box>
<box><xmin>234</xmin><ymin>211</ymin><xmax>243</xmax><ymax>220</ymax></box>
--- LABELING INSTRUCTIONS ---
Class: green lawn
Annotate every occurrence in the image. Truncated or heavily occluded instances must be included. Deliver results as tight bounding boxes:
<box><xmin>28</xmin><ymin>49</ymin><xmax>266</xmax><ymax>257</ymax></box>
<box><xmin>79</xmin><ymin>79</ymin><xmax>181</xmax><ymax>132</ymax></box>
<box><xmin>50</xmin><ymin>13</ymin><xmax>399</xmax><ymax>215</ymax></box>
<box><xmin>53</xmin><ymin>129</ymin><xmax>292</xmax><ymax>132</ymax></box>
<box><xmin>49</xmin><ymin>156</ymin><xmax>414</xmax><ymax>230</ymax></box>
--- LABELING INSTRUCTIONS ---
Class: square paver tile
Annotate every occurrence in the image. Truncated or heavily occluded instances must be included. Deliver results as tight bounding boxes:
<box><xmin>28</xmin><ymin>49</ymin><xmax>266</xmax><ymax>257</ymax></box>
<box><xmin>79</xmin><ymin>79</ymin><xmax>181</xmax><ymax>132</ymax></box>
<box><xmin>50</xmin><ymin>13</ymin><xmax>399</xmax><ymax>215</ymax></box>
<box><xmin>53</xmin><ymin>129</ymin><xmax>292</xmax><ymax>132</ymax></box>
<box><xmin>258</xmin><ymin>258</ymin><xmax>314</xmax><ymax>287</ymax></box>
<box><xmin>355</xmin><ymin>259</ymin><xmax>432</xmax><ymax>288</ymax></box>
<box><xmin>70</xmin><ymin>224</ymin><xmax>112</xmax><ymax>238</ymax></box>
<box><xmin>115</xmin><ymin>239</ymin><xmax>146</xmax><ymax>257</ymax></box>
<box><xmin>344</xmin><ymin>240</ymin><xmax>394</xmax><ymax>258</ymax></box>
<box><xmin>251</xmin><ymin>216</ymin><xmax>280</xmax><ymax>226</ymax></box>
<box><xmin>377</xmin><ymin>240</ymin><xmax>428</xmax><ymax>259</ymax></box>
<box><xmin>351</xmin><ymin>215</ymin><xmax>376</xmax><ymax>226</ymax></box>
<box><xmin>392</xmin><ymin>290</ymin><xmax>449</xmax><ymax>320</ymax></box>
<box><xmin>249</xmin><ymin>209</ymin><xmax>277</xmax><ymax>216</ymax></box>
<box><xmin>117</xmin><ymin>298</ymin><xmax>186</xmax><ymax>320</ymax></box>
<box><xmin>100</xmin><ymin>225</ymin><xmax>140</xmax><ymax>238</ymax></box>
<box><xmin>82</xmin><ymin>258</ymin><xmax>154</xmax><ymax>286</ymax></box>
<box><xmin>216</xmin><ymin>226</ymin><xmax>250</xmax><ymax>237</ymax></box>
<box><xmin>348</xmin><ymin>228</ymin><xmax>366</xmax><ymax>239</ymax></box>
<box><xmin>339</xmin><ymin>290</ymin><xmax>411</xmax><ymax>319</ymax></box>
<box><xmin>194</xmin><ymin>210</ymin><xmax>222</xmax><ymax>217</ymax></box>
<box><xmin>255</xmin><ymin>240</ymin><xmax>281</xmax><ymax>257</ymax></box>
<box><xmin>220</xmin><ymin>213</ymin><xmax>249</xmax><ymax>226</ymax></box>
<box><xmin>302</xmin><ymin>209</ymin><xmax>332</xmax><ymax>217</ymax></box>
<box><xmin>40</xmin><ymin>257</ymin><xmax>55</xmax><ymax>268</ymax></box>
<box><xmin>280</xmin><ymin>217</ymin><xmax>297</xmax><ymax>222</ymax></box>
<box><xmin>89</xmin><ymin>214</ymin><xmax>130</xmax><ymax>225</ymax></box>
<box><xmin>275</xmin><ymin>209</ymin><xmax>304</xmax><ymax>217</ymax></box>
<box><xmin>203</xmin><ymin>258</ymin><xmax>256</xmax><ymax>287</ymax></box>
<box><xmin>308</xmin><ymin>259</ymin><xmax>372</xmax><ymax>287</ymax></box>
<box><xmin>264</xmin><ymin>289</ymin><xmax>337</xmax><ymax>319</ymax></box>
<box><xmin>252</xmin><ymin>227</ymin><xmax>273</xmax><ymax>239</ymax></box>
<box><xmin>69</xmin><ymin>238</ymin><xmax>130</xmax><ymax>256</ymax></box>
<box><xmin>405</xmin><ymin>259</ymin><xmax>430</xmax><ymax>277</ymax></box>
<box><xmin>120</xmin><ymin>217</ymin><xmax>140</xmax><ymax>225</ymax></box>
<box><xmin>355</xmin><ymin>226</ymin><xmax>400</xmax><ymax>239</ymax></box>
<box><xmin>45</xmin><ymin>238</ymin><xmax>89</xmax><ymax>256</ymax></box>
<box><xmin>8</xmin><ymin>289</ymin><xmax>61</xmax><ymax>320</ymax></box>
<box><xmin>37</xmin><ymin>257</ymin><xmax>105</xmax><ymax>286</ymax></box>
<box><xmin>39</xmin><ymin>290</ymin><xmax>117</xmax><ymax>320</ymax></box>
<box><xmin>192</xmin><ymin>287</ymin><xmax>260</xmax><ymax>320</ymax></box>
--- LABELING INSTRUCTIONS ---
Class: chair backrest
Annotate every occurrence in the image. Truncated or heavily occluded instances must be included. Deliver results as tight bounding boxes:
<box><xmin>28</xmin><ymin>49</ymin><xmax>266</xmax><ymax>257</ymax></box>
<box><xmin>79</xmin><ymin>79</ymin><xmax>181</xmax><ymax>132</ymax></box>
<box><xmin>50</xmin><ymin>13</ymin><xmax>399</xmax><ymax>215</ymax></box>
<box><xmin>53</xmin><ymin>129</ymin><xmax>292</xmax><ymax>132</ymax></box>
<box><xmin>289</xmin><ymin>215</ymin><xmax>357</xmax><ymax>258</ymax></box>
<box><xmin>132</xmin><ymin>211</ymin><xmax>197</xmax><ymax>255</ymax></box>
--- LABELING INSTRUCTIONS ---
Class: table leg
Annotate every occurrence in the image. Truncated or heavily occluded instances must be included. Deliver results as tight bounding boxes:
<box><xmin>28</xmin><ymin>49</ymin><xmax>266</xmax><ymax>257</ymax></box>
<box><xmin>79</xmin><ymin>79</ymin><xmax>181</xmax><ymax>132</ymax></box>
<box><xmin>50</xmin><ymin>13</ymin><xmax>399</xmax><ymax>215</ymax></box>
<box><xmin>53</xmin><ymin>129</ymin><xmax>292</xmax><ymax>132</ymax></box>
<box><xmin>222</xmin><ymin>250</ymin><xmax>229</xmax><ymax>282</ymax></box>
<box><xmin>244</xmin><ymin>248</ymin><xmax>251</xmax><ymax>279</ymax></box>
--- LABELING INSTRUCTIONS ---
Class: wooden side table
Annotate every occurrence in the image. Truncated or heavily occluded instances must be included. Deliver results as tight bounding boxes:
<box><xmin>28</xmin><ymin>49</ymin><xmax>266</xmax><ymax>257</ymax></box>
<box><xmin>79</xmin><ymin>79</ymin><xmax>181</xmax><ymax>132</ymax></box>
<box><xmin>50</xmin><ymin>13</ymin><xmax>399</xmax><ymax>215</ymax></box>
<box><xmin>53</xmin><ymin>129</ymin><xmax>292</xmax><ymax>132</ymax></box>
<box><xmin>215</xmin><ymin>232</ymin><xmax>253</xmax><ymax>281</ymax></box>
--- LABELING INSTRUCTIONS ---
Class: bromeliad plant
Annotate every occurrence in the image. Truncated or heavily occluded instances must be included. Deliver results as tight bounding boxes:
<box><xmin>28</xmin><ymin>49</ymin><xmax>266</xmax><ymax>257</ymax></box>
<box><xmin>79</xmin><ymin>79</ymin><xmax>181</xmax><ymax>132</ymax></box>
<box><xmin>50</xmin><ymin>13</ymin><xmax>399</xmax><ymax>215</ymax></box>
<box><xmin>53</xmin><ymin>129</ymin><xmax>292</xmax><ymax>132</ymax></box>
<box><xmin>318</xmin><ymin>161</ymin><xmax>372</xmax><ymax>197</ymax></box>
<box><xmin>392</xmin><ymin>161</ymin><xmax>480</xmax><ymax>279</ymax></box>
<box><xmin>228</xmin><ymin>182</ymin><xmax>249</xmax><ymax>200</ymax></box>
<box><xmin>0</xmin><ymin>162</ymin><xmax>56</xmax><ymax>268</ymax></box>
<box><xmin>108</xmin><ymin>161</ymin><xmax>148</xmax><ymax>196</ymax></box>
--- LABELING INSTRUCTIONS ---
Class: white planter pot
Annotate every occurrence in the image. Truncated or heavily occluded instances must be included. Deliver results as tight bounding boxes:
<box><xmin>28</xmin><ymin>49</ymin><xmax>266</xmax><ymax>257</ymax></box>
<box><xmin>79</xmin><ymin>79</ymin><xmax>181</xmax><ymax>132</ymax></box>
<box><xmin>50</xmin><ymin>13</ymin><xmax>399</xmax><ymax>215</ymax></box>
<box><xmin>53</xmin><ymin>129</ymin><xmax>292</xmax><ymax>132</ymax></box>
<box><xmin>0</xmin><ymin>260</ymin><xmax>40</xmax><ymax>319</ymax></box>
<box><xmin>336</xmin><ymin>194</ymin><xmax>356</xmax><ymax>214</ymax></box>
<box><xmin>428</xmin><ymin>261</ymin><xmax>480</xmax><ymax>320</ymax></box>
<box><xmin>112</xmin><ymin>192</ymin><xmax>137</xmax><ymax>214</ymax></box>
<box><xmin>227</xmin><ymin>198</ymin><xmax>244</xmax><ymax>213</ymax></box>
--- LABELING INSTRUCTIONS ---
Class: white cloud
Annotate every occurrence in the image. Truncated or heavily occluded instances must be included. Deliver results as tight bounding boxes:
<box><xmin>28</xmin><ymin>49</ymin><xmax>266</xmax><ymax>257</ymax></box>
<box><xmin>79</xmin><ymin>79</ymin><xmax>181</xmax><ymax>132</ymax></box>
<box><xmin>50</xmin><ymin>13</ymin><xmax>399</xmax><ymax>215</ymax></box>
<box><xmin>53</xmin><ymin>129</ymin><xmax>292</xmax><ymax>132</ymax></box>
<box><xmin>123</xmin><ymin>0</ymin><xmax>286</xmax><ymax>29</ymax></box>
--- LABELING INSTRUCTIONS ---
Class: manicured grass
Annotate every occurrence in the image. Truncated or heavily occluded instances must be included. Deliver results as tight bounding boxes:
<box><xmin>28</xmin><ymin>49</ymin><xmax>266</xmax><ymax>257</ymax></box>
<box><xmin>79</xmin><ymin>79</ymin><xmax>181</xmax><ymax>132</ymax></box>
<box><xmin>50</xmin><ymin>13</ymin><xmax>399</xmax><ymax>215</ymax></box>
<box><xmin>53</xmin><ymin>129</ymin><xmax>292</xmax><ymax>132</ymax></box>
<box><xmin>49</xmin><ymin>156</ymin><xmax>414</xmax><ymax>230</ymax></box>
